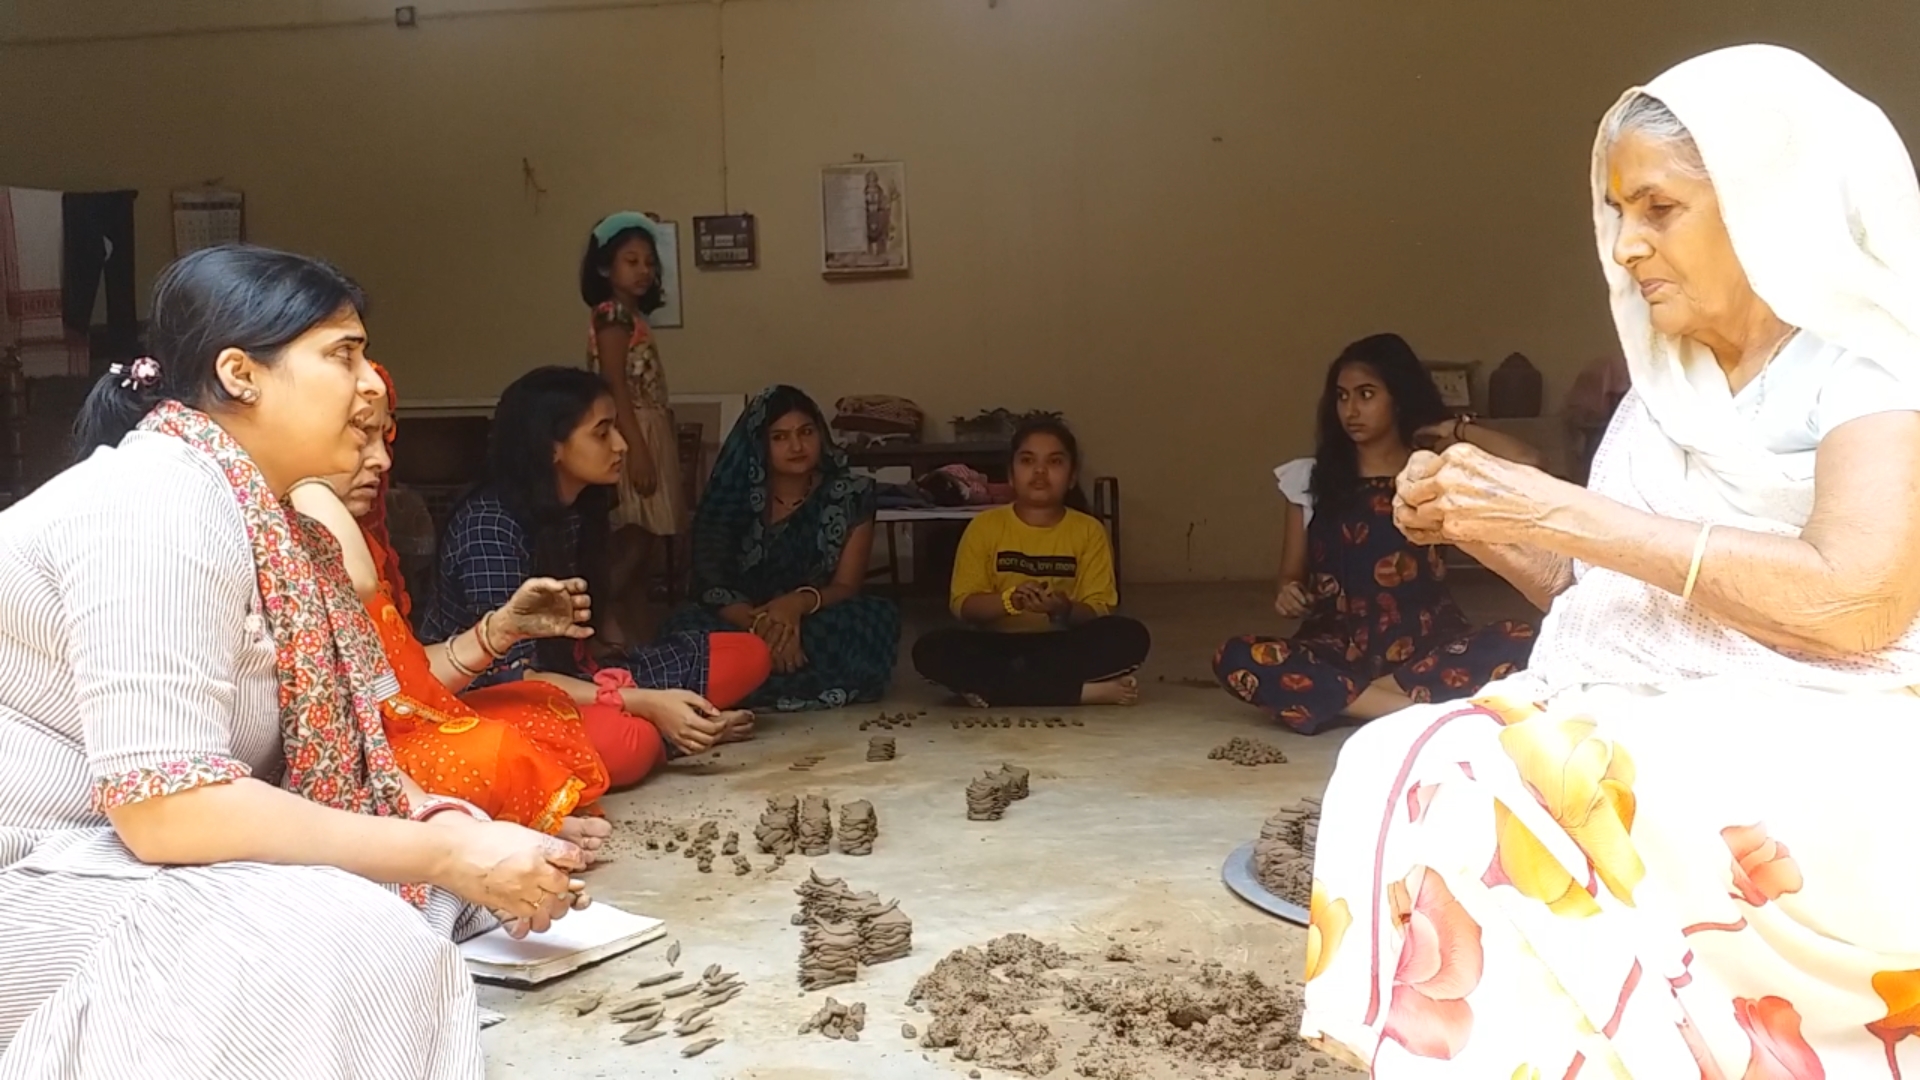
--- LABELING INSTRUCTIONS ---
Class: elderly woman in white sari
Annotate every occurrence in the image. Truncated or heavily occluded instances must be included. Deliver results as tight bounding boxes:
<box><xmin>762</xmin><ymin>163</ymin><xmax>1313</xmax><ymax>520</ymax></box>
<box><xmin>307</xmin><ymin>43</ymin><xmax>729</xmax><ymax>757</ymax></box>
<box><xmin>1301</xmin><ymin>45</ymin><xmax>1920</xmax><ymax>1077</ymax></box>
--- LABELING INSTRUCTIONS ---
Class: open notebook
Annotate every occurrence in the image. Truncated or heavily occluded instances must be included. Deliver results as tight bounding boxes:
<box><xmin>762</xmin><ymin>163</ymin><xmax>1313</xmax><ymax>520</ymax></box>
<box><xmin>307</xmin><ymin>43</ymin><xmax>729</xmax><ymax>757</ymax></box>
<box><xmin>461</xmin><ymin>902</ymin><xmax>666</xmax><ymax>986</ymax></box>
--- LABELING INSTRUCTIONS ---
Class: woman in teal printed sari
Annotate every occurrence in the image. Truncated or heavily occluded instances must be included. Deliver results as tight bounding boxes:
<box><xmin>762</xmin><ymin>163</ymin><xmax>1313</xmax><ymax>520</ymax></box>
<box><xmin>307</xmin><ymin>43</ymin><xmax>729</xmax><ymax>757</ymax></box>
<box><xmin>661</xmin><ymin>385</ymin><xmax>900</xmax><ymax>711</ymax></box>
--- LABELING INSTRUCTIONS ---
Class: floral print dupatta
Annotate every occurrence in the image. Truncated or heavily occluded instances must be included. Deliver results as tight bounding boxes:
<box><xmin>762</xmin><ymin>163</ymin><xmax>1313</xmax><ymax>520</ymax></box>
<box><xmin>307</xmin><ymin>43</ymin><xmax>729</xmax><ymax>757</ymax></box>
<box><xmin>138</xmin><ymin>400</ymin><xmax>422</xmax><ymax>905</ymax></box>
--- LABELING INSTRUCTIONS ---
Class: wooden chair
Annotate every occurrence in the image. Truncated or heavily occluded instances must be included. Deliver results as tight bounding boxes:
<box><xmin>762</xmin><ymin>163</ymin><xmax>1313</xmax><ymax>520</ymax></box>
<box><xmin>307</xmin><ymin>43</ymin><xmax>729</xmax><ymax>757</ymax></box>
<box><xmin>0</xmin><ymin>346</ymin><xmax>26</xmax><ymax>509</ymax></box>
<box><xmin>1091</xmin><ymin>475</ymin><xmax>1123</xmax><ymax>602</ymax></box>
<box><xmin>656</xmin><ymin>422</ymin><xmax>706</xmax><ymax>603</ymax></box>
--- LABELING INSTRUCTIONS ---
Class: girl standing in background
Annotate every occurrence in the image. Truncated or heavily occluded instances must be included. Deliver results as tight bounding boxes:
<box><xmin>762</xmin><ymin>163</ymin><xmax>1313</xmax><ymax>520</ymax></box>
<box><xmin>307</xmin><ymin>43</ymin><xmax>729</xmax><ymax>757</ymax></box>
<box><xmin>581</xmin><ymin>212</ymin><xmax>685</xmax><ymax>638</ymax></box>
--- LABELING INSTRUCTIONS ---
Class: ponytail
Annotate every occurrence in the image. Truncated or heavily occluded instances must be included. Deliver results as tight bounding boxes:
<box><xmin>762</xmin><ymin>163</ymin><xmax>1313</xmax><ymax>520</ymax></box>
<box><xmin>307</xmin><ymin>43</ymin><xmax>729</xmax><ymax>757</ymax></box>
<box><xmin>72</xmin><ymin>364</ymin><xmax>167</xmax><ymax>460</ymax></box>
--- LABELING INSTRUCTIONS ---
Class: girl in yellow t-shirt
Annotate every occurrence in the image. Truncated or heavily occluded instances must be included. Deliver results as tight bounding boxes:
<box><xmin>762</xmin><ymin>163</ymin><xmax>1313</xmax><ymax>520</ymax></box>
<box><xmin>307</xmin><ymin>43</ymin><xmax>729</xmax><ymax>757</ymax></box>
<box><xmin>911</xmin><ymin>419</ymin><xmax>1149</xmax><ymax>707</ymax></box>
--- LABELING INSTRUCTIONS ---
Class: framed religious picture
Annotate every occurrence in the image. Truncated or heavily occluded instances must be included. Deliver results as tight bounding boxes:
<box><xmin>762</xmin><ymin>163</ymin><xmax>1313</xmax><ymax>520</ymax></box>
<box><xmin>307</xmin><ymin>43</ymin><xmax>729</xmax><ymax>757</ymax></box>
<box><xmin>821</xmin><ymin>161</ymin><xmax>909</xmax><ymax>277</ymax></box>
<box><xmin>1424</xmin><ymin>361</ymin><xmax>1478</xmax><ymax>413</ymax></box>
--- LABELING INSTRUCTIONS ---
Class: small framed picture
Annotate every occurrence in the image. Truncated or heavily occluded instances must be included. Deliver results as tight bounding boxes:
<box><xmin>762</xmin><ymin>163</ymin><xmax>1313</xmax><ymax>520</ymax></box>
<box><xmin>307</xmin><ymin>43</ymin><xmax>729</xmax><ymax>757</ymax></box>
<box><xmin>647</xmin><ymin>219</ymin><xmax>684</xmax><ymax>329</ymax></box>
<box><xmin>693</xmin><ymin>214</ymin><xmax>757</xmax><ymax>271</ymax></box>
<box><xmin>1424</xmin><ymin>362</ymin><xmax>1478</xmax><ymax>413</ymax></box>
<box><xmin>821</xmin><ymin>161</ymin><xmax>909</xmax><ymax>277</ymax></box>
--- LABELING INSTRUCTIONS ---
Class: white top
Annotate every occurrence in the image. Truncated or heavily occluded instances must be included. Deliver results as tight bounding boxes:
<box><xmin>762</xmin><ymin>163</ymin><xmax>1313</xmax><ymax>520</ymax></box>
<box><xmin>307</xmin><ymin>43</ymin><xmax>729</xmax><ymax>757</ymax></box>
<box><xmin>1272</xmin><ymin>458</ymin><xmax>1316</xmax><ymax>525</ymax></box>
<box><xmin>0</xmin><ymin>432</ymin><xmax>280</xmax><ymax>877</ymax></box>
<box><xmin>1731</xmin><ymin>331</ymin><xmax>1920</xmax><ymax>452</ymax></box>
<box><xmin>1527</xmin><ymin>360</ymin><xmax>1920</xmax><ymax>695</ymax></box>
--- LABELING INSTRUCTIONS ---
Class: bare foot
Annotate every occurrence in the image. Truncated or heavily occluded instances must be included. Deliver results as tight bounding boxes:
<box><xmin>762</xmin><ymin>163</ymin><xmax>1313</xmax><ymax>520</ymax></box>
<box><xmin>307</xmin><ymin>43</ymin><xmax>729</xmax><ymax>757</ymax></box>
<box><xmin>1080</xmin><ymin>675</ymin><xmax>1139</xmax><ymax>706</ymax></box>
<box><xmin>558</xmin><ymin>815</ymin><xmax>613</xmax><ymax>863</ymax></box>
<box><xmin>962</xmin><ymin>693</ymin><xmax>991</xmax><ymax>709</ymax></box>
<box><xmin>716</xmin><ymin>709</ymin><xmax>756</xmax><ymax>743</ymax></box>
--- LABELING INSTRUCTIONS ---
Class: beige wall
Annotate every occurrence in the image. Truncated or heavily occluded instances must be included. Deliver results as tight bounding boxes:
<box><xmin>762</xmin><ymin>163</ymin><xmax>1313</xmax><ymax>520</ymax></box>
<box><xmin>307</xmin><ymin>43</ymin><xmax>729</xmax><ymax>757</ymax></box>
<box><xmin>4</xmin><ymin>0</ymin><xmax>1917</xmax><ymax>581</ymax></box>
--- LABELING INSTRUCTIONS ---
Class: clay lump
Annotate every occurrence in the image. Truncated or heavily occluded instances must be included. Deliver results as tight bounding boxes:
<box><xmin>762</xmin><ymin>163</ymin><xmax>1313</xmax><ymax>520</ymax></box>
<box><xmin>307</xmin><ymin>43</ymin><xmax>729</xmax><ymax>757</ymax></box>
<box><xmin>1208</xmin><ymin>736</ymin><xmax>1290</xmax><ymax>766</ymax></box>
<box><xmin>799</xmin><ymin>997</ymin><xmax>868</xmax><ymax>1040</ymax></box>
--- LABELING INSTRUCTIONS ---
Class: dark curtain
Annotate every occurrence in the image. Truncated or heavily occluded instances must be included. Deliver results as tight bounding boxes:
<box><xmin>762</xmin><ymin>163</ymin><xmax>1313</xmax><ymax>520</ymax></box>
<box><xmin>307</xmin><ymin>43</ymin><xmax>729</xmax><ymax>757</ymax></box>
<box><xmin>60</xmin><ymin>190</ymin><xmax>138</xmax><ymax>341</ymax></box>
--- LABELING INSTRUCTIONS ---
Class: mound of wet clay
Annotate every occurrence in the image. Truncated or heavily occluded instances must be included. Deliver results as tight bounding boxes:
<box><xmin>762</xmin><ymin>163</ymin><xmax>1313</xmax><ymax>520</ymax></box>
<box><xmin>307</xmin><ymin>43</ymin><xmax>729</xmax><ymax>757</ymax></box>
<box><xmin>1063</xmin><ymin>962</ymin><xmax>1307</xmax><ymax>1077</ymax></box>
<box><xmin>1208</xmin><ymin>737</ymin><xmax>1289</xmax><ymax>766</ymax></box>
<box><xmin>908</xmin><ymin>934</ymin><xmax>1069</xmax><ymax>1076</ymax></box>
<box><xmin>1253</xmin><ymin>796</ymin><xmax>1320</xmax><ymax>908</ymax></box>
<box><xmin>907</xmin><ymin>935</ymin><xmax>1356</xmax><ymax>1080</ymax></box>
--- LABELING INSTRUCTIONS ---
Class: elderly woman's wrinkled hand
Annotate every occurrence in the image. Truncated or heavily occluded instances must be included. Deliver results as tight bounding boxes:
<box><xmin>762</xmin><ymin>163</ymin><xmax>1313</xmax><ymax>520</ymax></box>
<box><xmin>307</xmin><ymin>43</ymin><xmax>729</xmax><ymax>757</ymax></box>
<box><xmin>1393</xmin><ymin>444</ymin><xmax>1541</xmax><ymax>547</ymax></box>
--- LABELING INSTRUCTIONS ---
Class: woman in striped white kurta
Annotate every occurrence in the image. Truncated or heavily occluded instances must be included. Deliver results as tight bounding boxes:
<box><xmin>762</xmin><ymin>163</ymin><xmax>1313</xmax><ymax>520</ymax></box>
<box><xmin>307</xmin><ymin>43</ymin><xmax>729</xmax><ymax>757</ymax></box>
<box><xmin>0</xmin><ymin>246</ymin><xmax>585</xmax><ymax>1079</ymax></box>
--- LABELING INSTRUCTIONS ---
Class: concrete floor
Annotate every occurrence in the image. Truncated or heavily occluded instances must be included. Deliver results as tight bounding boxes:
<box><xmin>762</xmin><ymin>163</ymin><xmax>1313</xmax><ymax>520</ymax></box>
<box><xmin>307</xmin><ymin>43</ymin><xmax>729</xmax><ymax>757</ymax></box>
<box><xmin>478</xmin><ymin>577</ymin><xmax>1529</xmax><ymax>1078</ymax></box>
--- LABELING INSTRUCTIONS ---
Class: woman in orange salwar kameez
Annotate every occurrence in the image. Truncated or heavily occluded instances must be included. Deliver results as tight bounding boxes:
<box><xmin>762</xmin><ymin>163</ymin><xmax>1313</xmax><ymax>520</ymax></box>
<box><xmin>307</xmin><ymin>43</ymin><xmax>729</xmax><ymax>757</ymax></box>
<box><xmin>293</xmin><ymin>365</ymin><xmax>625</xmax><ymax>848</ymax></box>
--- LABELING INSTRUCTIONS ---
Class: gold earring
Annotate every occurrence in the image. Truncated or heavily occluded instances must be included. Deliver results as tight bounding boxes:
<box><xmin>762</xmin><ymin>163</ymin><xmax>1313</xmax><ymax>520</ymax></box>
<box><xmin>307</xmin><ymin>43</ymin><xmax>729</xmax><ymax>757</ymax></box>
<box><xmin>238</xmin><ymin>388</ymin><xmax>259</xmax><ymax>405</ymax></box>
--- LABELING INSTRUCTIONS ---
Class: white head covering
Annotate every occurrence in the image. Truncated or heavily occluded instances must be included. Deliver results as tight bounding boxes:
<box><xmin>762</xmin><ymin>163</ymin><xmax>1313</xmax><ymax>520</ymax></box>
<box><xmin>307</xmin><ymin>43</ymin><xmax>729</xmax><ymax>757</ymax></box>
<box><xmin>1590</xmin><ymin>44</ymin><xmax>1920</xmax><ymax>523</ymax></box>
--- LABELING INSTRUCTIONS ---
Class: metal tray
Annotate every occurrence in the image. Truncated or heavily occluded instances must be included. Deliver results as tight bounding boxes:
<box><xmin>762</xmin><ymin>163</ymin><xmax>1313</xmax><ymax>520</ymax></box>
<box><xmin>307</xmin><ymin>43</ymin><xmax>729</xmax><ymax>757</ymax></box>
<box><xmin>1222</xmin><ymin>841</ymin><xmax>1308</xmax><ymax>926</ymax></box>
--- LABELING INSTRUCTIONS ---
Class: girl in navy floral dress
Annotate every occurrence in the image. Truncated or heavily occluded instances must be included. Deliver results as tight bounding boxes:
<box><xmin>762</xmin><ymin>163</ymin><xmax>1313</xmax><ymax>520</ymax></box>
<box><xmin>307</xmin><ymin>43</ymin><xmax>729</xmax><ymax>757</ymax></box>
<box><xmin>1214</xmin><ymin>334</ymin><xmax>1540</xmax><ymax>734</ymax></box>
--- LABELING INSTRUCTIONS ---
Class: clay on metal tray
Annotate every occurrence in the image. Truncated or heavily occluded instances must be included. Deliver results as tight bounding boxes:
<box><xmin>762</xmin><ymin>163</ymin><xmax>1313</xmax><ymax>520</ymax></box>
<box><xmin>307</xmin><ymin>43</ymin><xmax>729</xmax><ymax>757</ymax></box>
<box><xmin>1251</xmin><ymin>795</ymin><xmax>1320</xmax><ymax>908</ymax></box>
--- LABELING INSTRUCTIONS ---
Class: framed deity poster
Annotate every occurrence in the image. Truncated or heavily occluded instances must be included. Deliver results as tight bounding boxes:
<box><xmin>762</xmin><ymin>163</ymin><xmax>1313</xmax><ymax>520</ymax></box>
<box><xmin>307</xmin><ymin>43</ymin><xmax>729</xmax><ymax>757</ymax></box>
<box><xmin>821</xmin><ymin>161</ymin><xmax>909</xmax><ymax>277</ymax></box>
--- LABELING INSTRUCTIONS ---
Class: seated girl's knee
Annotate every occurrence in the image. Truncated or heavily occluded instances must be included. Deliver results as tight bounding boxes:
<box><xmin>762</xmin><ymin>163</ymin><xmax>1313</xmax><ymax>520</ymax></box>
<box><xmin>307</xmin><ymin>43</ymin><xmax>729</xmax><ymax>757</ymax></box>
<box><xmin>1211</xmin><ymin>639</ymin><xmax>1237</xmax><ymax>680</ymax></box>
<box><xmin>717</xmin><ymin>631</ymin><xmax>772</xmax><ymax>682</ymax></box>
<box><xmin>910</xmin><ymin>631</ymin><xmax>952</xmax><ymax>678</ymax></box>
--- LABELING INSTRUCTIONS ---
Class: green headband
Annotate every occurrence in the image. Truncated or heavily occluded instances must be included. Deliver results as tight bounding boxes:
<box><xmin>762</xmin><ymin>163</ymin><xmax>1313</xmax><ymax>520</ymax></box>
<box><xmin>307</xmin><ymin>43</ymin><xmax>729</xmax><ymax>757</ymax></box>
<box><xmin>592</xmin><ymin>211</ymin><xmax>656</xmax><ymax>247</ymax></box>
